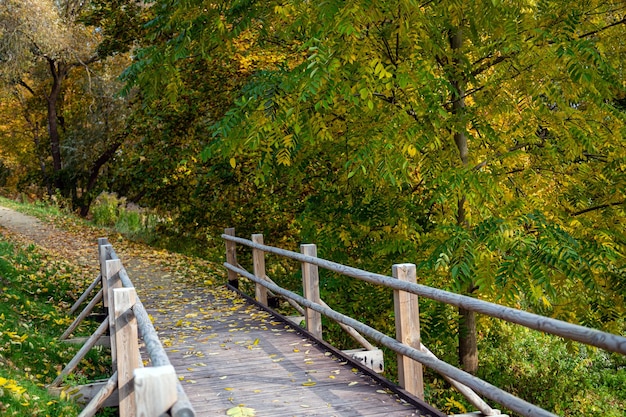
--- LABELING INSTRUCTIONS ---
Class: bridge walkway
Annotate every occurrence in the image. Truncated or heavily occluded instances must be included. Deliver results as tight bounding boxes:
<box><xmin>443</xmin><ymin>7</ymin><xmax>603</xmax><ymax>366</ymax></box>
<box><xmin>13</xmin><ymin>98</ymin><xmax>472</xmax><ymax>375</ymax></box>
<box><xmin>129</xmin><ymin>259</ymin><xmax>442</xmax><ymax>417</ymax></box>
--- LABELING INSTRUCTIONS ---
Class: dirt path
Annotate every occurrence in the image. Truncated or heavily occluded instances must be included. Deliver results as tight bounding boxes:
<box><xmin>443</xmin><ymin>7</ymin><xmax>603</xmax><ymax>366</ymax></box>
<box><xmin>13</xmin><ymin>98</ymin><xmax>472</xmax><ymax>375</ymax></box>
<box><xmin>0</xmin><ymin>206</ymin><xmax>96</xmax><ymax>269</ymax></box>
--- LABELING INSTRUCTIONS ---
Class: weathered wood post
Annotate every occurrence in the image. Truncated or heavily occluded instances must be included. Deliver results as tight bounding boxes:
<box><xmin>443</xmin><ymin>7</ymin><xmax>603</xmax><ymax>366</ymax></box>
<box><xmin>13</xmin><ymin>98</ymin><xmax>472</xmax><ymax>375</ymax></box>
<box><xmin>301</xmin><ymin>244</ymin><xmax>322</xmax><ymax>339</ymax></box>
<box><xmin>134</xmin><ymin>365</ymin><xmax>177</xmax><ymax>416</ymax></box>
<box><xmin>105</xmin><ymin>258</ymin><xmax>122</xmax><ymax>369</ymax></box>
<box><xmin>393</xmin><ymin>263</ymin><xmax>423</xmax><ymax>399</ymax></box>
<box><xmin>224</xmin><ymin>228</ymin><xmax>239</xmax><ymax>289</ymax></box>
<box><xmin>98</xmin><ymin>238</ymin><xmax>110</xmax><ymax>308</ymax></box>
<box><xmin>113</xmin><ymin>287</ymin><xmax>139</xmax><ymax>417</ymax></box>
<box><xmin>252</xmin><ymin>234</ymin><xmax>268</xmax><ymax>306</ymax></box>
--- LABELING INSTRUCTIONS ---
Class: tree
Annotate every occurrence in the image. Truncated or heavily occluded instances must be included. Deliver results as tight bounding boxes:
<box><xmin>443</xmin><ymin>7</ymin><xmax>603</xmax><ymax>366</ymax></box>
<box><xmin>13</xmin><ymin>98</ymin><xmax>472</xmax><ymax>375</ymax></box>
<box><xmin>215</xmin><ymin>0</ymin><xmax>626</xmax><ymax>373</ymax></box>
<box><xmin>123</xmin><ymin>0</ymin><xmax>626</xmax><ymax>373</ymax></box>
<box><xmin>0</xmin><ymin>0</ymin><xmax>143</xmax><ymax>214</ymax></box>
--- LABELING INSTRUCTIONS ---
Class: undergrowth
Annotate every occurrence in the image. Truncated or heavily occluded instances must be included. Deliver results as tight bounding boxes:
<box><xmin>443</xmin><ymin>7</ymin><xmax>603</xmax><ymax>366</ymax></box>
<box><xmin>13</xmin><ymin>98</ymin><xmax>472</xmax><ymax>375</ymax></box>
<box><xmin>0</xmin><ymin>237</ymin><xmax>110</xmax><ymax>416</ymax></box>
<box><xmin>1</xmin><ymin>197</ymin><xmax>625</xmax><ymax>416</ymax></box>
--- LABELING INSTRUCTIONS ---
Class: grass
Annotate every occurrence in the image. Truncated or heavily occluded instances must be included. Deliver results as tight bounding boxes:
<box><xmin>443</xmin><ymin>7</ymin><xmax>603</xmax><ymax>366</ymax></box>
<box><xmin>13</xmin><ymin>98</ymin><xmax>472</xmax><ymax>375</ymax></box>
<box><xmin>1</xmin><ymin>196</ymin><xmax>625</xmax><ymax>416</ymax></box>
<box><xmin>0</xmin><ymin>237</ymin><xmax>111</xmax><ymax>416</ymax></box>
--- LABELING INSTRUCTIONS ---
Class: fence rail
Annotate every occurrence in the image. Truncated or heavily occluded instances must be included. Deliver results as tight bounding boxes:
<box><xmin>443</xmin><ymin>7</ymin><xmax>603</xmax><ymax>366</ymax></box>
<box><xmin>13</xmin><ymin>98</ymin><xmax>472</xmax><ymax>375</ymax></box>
<box><xmin>222</xmin><ymin>228</ymin><xmax>626</xmax><ymax>417</ymax></box>
<box><xmin>49</xmin><ymin>238</ymin><xmax>196</xmax><ymax>417</ymax></box>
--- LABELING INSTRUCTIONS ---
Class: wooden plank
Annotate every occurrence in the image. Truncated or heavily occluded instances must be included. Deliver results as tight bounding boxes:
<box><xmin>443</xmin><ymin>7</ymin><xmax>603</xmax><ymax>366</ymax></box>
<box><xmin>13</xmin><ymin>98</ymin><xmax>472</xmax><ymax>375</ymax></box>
<box><xmin>49</xmin><ymin>378</ymin><xmax>118</xmax><ymax>409</ymax></box>
<box><xmin>252</xmin><ymin>234</ymin><xmax>268</xmax><ymax>306</ymax></box>
<box><xmin>134</xmin><ymin>365</ymin><xmax>177</xmax><ymax>417</ymax></box>
<box><xmin>70</xmin><ymin>273</ymin><xmax>101</xmax><ymax>315</ymax></box>
<box><xmin>98</xmin><ymin>240</ymin><xmax>110</xmax><ymax>308</ymax></box>
<box><xmin>113</xmin><ymin>287</ymin><xmax>139</xmax><ymax>417</ymax></box>
<box><xmin>146</xmin><ymin>286</ymin><xmax>442</xmax><ymax>417</ymax></box>
<box><xmin>77</xmin><ymin>373</ymin><xmax>119</xmax><ymax>417</ymax></box>
<box><xmin>61</xmin><ymin>336</ymin><xmax>110</xmax><ymax>348</ymax></box>
<box><xmin>61</xmin><ymin>288</ymin><xmax>104</xmax><ymax>340</ymax></box>
<box><xmin>301</xmin><ymin>244</ymin><xmax>322</xmax><ymax>339</ymax></box>
<box><xmin>393</xmin><ymin>263</ymin><xmax>423</xmax><ymax>399</ymax></box>
<box><xmin>105</xmin><ymin>258</ymin><xmax>122</xmax><ymax>370</ymax></box>
<box><xmin>49</xmin><ymin>320</ymin><xmax>109</xmax><ymax>388</ymax></box>
<box><xmin>224</xmin><ymin>228</ymin><xmax>239</xmax><ymax>289</ymax></box>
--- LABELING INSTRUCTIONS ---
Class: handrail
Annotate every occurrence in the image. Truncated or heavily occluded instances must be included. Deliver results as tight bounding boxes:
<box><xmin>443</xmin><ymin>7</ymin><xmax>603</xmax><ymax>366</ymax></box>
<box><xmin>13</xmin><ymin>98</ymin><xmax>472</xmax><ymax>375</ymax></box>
<box><xmin>225</xmin><ymin>261</ymin><xmax>554</xmax><ymax>417</ymax></box>
<box><xmin>222</xmin><ymin>234</ymin><xmax>626</xmax><ymax>355</ymax></box>
<box><xmin>52</xmin><ymin>239</ymin><xmax>197</xmax><ymax>417</ymax></box>
<box><xmin>222</xmin><ymin>231</ymin><xmax>626</xmax><ymax>417</ymax></box>
<box><xmin>102</xmin><ymin>242</ymin><xmax>195</xmax><ymax>417</ymax></box>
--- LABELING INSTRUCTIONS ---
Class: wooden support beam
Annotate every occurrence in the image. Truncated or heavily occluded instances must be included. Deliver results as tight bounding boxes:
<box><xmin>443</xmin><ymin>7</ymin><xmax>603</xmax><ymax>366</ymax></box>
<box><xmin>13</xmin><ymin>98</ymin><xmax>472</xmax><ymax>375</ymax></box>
<box><xmin>62</xmin><ymin>336</ymin><xmax>110</xmax><ymax>348</ymax></box>
<box><xmin>113</xmin><ymin>287</ymin><xmax>139</xmax><ymax>417</ymax></box>
<box><xmin>134</xmin><ymin>365</ymin><xmax>177</xmax><ymax>416</ymax></box>
<box><xmin>50</xmin><ymin>320</ymin><xmax>109</xmax><ymax>388</ymax></box>
<box><xmin>106</xmin><ymin>259</ymin><xmax>122</xmax><ymax>370</ymax></box>
<box><xmin>70</xmin><ymin>273</ymin><xmax>101</xmax><ymax>315</ymax></box>
<box><xmin>77</xmin><ymin>372</ymin><xmax>119</xmax><ymax>417</ymax></box>
<box><xmin>61</xmin><ymin>289</ymin><xmax>104</xmax><ymax>340</ymax></box>
<box><xmin>224</xmin><ymin>228</ymin><xmax>239</xmax><ymax>289</ymax></box>
<box><xmin>252</xmin><ymin>234</ymin><xmax>268</xmax><ymax>306</ymax></box>
<box><xmin>420</xmin><ymin>343</ymin><xmax>499</xmax><ymax>416</ymax></box>
<box><xmin>49</xmin><ymin>380</ymin><xmax>118</xmax><ymax>408</ymax></box>
<box><xmin>393</xmin><ymin>263</ymin><xmax>423</xmax><ymax>399</ymax></box>
<box><xmin>301</xmin><ymin>244</ymin><xmax>322</xmax><ymax>340</ymax></box>
<box><xmin>98</xmin><ymin>240</ymin><xmax>111</xmax><ymax>308</ymax></box>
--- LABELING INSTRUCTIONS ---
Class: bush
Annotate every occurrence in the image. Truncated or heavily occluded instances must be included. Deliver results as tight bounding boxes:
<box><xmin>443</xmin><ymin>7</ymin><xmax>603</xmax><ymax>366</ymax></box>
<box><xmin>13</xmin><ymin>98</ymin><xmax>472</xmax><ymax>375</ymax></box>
<box><xmin>477</xmin><ymin>320</ymin><xmax>626</xmax><ymax>416</ymax></box>
<box><xmin>91</xmin><ymin>193</ymin><xmax>119</xmax><ymax>227</ymax></box>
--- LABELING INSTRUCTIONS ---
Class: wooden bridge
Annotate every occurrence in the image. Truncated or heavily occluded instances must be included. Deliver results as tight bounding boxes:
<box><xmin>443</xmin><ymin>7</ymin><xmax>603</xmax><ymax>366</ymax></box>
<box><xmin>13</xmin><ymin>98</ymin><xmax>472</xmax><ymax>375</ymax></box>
<box><xmin>50</xmin><ymin>230</ymin><xmax>626</xmax><ymax>417</ymax></box>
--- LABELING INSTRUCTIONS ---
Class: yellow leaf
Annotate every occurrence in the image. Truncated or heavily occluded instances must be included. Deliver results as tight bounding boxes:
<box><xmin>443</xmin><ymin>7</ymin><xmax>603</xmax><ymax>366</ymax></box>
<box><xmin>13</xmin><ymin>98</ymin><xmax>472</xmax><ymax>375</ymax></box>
<box><xmin>229</xmin><ymin>158</ymin><xmax>237</xmax><ymax>168</ymax></box>
<box><xmin>226</xmin><ymin>406</ymin><xmax>256</xmax><ymax>416</ymax></box>
<box><xmin>302</xmin><ymin>380</ymin><xmax>316</xmax><ymax>386</ymax></box>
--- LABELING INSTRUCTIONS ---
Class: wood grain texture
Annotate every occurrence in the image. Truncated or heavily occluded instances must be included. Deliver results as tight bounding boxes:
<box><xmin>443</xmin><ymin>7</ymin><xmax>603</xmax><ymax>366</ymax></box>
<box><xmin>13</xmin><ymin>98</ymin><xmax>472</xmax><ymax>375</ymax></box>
<box><xmin>134</xmin><ymin>365</ymin><xmax>177</xmax><ymax>417</ymax></box>
<box><xmin>113</xmin><ymin>287</ymin><xmax>139</xmax><ymax>417</ymax></box>
<box><xmin>252</xmin><ymin>234</ymin><xmax>267</xmax><ymax>306</ymax></box>
<box><xmin>146</xmin><ymin>286</ymin><xmax>439</xmax><ymax>417</ymax></box>
<box><xmin>393</xmin><ymin>264</ymin><xmax>423</xmax><ymax>399</ymax></box>
<box><xmin>301</xmin><ymin>243</ymin><xmax>322</xmax><ymax>340</ymax></box>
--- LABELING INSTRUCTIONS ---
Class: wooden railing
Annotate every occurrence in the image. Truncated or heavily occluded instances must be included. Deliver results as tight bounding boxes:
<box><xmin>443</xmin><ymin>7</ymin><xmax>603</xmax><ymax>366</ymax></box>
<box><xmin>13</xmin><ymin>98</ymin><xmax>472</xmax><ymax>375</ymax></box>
<box><xmin>49</xmin><ymin>238</ymin><xmax>196</xmax><ymax>417</ymax></box>
<box><xmin>222</xmin><ymin>228</ymin><xmax>626</xmax><ymax>417</ymax></box>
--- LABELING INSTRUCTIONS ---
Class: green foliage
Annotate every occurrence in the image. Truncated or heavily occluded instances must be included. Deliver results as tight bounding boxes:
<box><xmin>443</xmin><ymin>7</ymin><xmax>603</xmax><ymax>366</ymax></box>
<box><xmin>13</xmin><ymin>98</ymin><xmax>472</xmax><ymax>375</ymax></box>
<box><xmin>0</xmin><ymin>238</ymin><xmax>109</xmax><ymax>416</ymax></box>
<box><xmin>91</xmin><ymin>193</ymin><xmax>120</xmax><ymax>227</ymax></box>
<box><xmin>477</xmin><ymin>321</ymin><xmax>626</xmax><ymax>416</ymax></box>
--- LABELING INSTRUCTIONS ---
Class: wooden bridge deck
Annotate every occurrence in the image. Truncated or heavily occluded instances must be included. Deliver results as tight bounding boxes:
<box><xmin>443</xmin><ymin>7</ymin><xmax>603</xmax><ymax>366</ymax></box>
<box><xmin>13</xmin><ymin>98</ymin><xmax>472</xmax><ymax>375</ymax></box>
<box><xmin>128</xmin><ymin>260</ymin><xmax>442</xmax><ymax>417</ymax></box>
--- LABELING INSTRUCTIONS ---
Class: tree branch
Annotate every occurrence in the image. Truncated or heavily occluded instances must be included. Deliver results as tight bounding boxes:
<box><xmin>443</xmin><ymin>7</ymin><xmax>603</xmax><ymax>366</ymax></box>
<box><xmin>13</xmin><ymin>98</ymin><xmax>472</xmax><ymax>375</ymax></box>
<box><xmin>579</xmin><ymin>17</ymin><xmax>626</xmax><ymax>38</ymax></box>
<box><xmin>572</xmin><ymin>200</ymin><xmax>625</xmax><ymax>216</ymax></box>
<box><xmin>473</xmin><ymin>142</ymin><xmax>532</xmax><ymax>171</ymax></box>
<box><xmin>17</xmin><ymin>79</ymin><xmax>37</xmax><ymax>97</ymax></box>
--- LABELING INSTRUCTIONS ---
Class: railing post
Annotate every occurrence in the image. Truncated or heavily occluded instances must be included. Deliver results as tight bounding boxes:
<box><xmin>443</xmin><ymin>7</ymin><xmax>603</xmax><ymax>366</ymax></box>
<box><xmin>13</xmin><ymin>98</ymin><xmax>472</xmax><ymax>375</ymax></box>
<box><xmin>301</xmin><ymin>244</ymin><xmax>322</xmax><ymax>339</ymax></box>
<box><xmin>113</xmin><ymin>287</ymin><xmax>139</xmax><ymax>417</ymax></box>
<box><xmin>98</xmin><ymin>239</ymin><xmax>110</xmax><ymax>308</ymax></box>
<box><xmin>225</xmin><ymin>228</ymin><xmax>239</xmax><ymax>289</ymax></box>
<box><xmin>134</xmin><ymin>365</ymin><xmax>177</xmax><ymax>416</ymax></box>
<box><xmin>105</xmin><ymin>258</ymin><xmax>122</xmax><ymax>370</ymax></box>
<box><xmin>393</xmin><ymin>263</ymin><xmax>423</xmax><ymax>399</ymax></box>
<box><xmin>252</xmin><ymin>234</ymin><xmax>268</xmax><ymax>306</ymax></box>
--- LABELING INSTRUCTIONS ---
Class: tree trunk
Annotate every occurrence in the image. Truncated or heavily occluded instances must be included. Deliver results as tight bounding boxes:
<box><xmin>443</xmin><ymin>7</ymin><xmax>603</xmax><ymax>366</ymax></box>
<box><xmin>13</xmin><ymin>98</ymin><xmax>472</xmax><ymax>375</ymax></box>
<box><xmin>46</xmin><ymin>58</ymin><xmax>67</xmax><ymax>191</ymax></box>
<box><xmin>449</xmin><ymin>25</ymin><xmax>479</xmax><ymax>374</ymax></box>
<box><xmin>459</xmin><ymin>307</ymin><xmax>478</xmax><ymax>373</ymax></box>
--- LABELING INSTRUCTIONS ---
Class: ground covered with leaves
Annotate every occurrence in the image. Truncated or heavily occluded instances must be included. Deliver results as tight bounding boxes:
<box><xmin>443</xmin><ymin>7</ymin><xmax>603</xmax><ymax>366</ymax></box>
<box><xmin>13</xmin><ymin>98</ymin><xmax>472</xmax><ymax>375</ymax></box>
<box><xmin>0</xmin><ymin>235</ymin><xmax>108</xmax><ymax>416</ymax></box>
<box><xmin>0</xmin><ymin>200</ymin><xmax>225</xmax><ymax>416</ymax></box>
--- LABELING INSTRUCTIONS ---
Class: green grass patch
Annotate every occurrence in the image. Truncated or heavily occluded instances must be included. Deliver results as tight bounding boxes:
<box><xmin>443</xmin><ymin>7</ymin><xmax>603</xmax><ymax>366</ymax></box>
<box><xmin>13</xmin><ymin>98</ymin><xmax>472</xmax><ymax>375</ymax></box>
<box><xmin>0</xmin><ymin>238</ymin><xmax>110</xmax><ymax>416</ymax></box>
